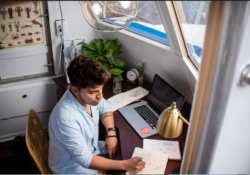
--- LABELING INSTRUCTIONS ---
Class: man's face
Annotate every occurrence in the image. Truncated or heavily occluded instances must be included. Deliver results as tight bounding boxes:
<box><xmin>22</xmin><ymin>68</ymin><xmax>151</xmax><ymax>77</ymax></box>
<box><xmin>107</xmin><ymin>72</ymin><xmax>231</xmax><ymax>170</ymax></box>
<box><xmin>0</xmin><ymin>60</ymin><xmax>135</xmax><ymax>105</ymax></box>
<box><xmin>71</xmin><ymin>85</ymin><xmax>103</xmax><ymax>106</ymax></box>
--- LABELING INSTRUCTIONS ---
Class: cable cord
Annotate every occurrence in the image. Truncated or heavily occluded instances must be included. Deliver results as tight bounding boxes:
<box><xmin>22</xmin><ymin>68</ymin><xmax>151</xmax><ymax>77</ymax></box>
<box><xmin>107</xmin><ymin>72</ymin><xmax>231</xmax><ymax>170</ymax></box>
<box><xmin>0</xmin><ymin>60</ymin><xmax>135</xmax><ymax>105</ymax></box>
<box><xmin>56</xmin><ymin>1</ymin><xmax>64</xmax><ymax>77</ymax></box>
<box><xmin>56</xmin><ymin>34</ymin><xmax>63</xmax><ymax>76</ymax></box>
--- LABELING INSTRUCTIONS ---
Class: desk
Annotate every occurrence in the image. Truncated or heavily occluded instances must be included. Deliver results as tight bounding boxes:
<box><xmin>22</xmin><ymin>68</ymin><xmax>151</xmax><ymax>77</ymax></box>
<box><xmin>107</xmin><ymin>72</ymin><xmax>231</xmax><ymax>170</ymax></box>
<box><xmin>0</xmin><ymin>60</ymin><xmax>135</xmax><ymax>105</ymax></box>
<box><xmin>53</xmin><ymin>76</ymin><xmax>191</xmax><ymax>174</ymax></box>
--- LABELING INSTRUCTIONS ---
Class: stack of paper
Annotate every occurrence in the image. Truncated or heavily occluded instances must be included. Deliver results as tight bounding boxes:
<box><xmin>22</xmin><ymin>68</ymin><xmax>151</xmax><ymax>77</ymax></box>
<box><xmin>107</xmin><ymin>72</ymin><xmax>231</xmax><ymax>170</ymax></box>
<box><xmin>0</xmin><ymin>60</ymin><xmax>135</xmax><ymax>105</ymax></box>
<box><xmin>143</xmin><ymin>139</ymin><xmax>181</xmax><ymax>160</ymax></box>
<box><xmin>126</xmin><ymin>147</ymin><xmax>168</xmax><ymax>174</ymax></box>
<box><xmin>108</xmin><ymin>86</ymin><xmax>149</xmax><ymax>111</ymax></box>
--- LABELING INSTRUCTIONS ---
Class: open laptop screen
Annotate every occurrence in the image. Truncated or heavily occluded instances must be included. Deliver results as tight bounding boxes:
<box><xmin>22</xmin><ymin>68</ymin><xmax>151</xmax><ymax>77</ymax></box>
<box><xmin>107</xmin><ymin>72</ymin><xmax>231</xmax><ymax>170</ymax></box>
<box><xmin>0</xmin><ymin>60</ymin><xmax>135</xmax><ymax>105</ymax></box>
<box><xmin>147</xmin><ymin>74</ymin><xmax>186</xmax><ymax>114</ymax></box>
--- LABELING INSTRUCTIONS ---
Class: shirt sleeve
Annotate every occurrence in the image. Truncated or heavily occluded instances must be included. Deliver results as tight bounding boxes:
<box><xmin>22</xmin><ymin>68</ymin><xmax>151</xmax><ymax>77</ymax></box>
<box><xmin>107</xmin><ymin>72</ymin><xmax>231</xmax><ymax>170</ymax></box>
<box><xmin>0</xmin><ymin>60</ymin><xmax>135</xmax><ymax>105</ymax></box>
<box><xmin>54</xmin><ymin>116</ymin><xmax>93</xmax><ymax>169</ymax></box>
<box><xmin>98</xmin><ymin>98</ymin><xmax>113</xmax><ymax>115</ymax></box>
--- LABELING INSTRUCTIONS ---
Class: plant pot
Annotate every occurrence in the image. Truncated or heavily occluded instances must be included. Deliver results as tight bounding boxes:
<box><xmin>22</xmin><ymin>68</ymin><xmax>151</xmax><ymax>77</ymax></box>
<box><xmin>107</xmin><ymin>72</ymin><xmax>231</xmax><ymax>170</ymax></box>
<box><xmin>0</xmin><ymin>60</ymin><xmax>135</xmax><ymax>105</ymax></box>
<box><xmin>113</xmin><ymin>79</ymin><xmax>122</xmax><ymax>94</ymax></box>
<box><xmin>138</xmin><ymin>76</ymin><xmax>143</xmax><ymax>86</ymax></box>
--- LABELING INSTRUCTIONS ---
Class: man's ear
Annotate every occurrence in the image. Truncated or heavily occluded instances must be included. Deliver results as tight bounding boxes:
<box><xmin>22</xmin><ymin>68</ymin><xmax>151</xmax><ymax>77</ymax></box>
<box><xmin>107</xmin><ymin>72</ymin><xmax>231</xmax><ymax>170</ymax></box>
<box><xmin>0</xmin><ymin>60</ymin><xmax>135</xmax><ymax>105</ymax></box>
<box><xmin>70</xmin><ymin>85</ymin><xmax>79</xmax><ymax>96</ymax></box>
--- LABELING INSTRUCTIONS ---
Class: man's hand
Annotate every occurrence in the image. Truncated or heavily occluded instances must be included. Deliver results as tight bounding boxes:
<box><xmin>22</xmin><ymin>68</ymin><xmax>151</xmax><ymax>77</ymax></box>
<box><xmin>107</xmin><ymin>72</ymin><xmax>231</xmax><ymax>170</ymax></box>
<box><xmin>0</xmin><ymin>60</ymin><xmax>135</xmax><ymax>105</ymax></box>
<box><xmin>125</xmin><ymin>157</ymin><xmax>146</xmax><ymax>174</ymax></box>
<box><xmin>103</xmin><ymin>132</ymin><xmax>118</xmax><ymax>159</ymax></box>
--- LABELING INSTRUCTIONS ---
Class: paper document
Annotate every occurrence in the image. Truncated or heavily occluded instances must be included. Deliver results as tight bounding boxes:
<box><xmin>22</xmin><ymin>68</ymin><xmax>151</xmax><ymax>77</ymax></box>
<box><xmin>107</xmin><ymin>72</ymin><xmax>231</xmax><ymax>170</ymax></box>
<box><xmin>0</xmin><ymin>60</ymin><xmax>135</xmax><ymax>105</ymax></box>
<box><xmin>126</xmin><ymin>147</ymin><xmax>168</xmax><ymax>174</ymax></box>
<box><xmin>107</xmin><ymin>86</ymin><xmax>149</xmax><ymax>111</ymax></box>
<box><xmin>143</xmin><ymin>139</ymin><xmax>181</xmax><ymax>160</ymax></box>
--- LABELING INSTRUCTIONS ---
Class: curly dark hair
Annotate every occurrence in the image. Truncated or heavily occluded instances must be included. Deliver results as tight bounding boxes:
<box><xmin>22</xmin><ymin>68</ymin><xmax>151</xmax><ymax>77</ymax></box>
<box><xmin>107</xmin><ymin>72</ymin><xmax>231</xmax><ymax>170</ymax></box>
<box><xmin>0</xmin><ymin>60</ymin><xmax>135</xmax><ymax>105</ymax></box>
<box><xmin>67</xmin><ymin>55</ymin><xmax>111</xmax><ymax>89</ymax></box>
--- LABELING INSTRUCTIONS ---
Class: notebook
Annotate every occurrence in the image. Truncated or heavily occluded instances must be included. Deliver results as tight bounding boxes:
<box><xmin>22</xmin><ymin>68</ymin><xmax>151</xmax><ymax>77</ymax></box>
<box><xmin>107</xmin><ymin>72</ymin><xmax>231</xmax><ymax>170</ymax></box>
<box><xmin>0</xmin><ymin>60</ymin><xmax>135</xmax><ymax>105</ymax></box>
<box><xmin>118</xmin><ymin>74</ymin><xmax>186</xmax><ymax>138</ymax></box>
<box><xmin>143</xmin><ymin>139</ymin><xmax>181</xmax><ymax>160</ymax></box>
<box><xmin>126</xmin><ymin>147</ymin><xmax>168</xmax><ymax>174</ymax></box>
<box><xmin>107</xmin><ymin>86</ymin><xmax>149</xmax><ymax>111</ymax></box>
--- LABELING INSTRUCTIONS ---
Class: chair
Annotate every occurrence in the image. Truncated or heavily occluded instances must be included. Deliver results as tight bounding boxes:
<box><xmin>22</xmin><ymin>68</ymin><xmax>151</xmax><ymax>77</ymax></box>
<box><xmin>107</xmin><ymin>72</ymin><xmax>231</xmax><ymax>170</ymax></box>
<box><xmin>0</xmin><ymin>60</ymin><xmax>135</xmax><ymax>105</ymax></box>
<box><xmin>25</xmin><ymin>109</ymin><xmax>52</xmax><ymax>174</ymax></box>
<box><xmin>26</xmin><ymin>109</ymin><xmax>106</xmax><ymax>174</ymax></box>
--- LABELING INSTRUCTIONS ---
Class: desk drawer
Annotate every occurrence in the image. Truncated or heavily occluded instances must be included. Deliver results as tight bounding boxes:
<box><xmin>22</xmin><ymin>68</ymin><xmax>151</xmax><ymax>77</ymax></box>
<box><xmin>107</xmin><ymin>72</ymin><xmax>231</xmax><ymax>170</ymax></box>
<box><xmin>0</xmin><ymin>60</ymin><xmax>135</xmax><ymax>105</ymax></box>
<box><xmin>0</xmin><ymin>82</ymin><xmax>57</xmax><ymax>120</ymax></box>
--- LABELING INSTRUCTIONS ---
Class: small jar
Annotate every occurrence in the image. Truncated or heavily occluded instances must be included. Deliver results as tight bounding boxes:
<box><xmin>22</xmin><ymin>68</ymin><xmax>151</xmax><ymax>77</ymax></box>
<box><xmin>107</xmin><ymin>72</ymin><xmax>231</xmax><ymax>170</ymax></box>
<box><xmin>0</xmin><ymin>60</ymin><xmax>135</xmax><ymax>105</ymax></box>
<box><xmin>113</xmin><ymin>79</ymin><xmax>122</xmax><ymax>94</ymax></box>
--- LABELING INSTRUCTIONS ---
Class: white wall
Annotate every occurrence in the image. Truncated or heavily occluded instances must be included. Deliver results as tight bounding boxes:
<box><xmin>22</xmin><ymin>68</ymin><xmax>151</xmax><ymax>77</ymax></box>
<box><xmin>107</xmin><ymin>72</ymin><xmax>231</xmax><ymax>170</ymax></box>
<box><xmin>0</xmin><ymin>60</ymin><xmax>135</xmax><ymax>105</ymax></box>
<box><xmin>47</xmin><ymin>1</ymin><xmax>99</xmax><ymax>76</ymax></box>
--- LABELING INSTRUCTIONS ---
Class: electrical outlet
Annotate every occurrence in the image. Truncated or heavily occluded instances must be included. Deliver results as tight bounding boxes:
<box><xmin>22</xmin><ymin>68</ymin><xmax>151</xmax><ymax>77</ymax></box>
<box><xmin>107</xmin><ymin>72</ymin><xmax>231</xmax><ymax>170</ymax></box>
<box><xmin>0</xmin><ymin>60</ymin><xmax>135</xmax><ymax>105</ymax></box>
<box><xmin>55</xmin><ymin>19</ymin><xmax>65</xmax><ymax>36</ymax></box>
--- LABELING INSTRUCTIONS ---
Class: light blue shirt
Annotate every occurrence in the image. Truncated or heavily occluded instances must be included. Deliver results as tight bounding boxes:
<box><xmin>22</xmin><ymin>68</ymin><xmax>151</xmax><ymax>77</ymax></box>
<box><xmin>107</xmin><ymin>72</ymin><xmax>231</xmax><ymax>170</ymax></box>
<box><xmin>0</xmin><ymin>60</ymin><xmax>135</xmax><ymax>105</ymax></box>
<box><xmin>48</xmin><ymin>85</ymin><xmax>112</xmax><ymax>174</ymax></box>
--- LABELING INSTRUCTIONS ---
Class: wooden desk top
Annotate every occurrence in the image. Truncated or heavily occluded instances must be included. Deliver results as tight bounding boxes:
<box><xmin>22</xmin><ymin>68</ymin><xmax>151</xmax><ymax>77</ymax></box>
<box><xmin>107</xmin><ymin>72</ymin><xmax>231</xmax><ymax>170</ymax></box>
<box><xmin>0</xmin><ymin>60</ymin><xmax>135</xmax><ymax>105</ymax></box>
<box><xmin>53</xmin><ymin>76</ymin><xmax>191</xmax><ymax>174</ymax></box>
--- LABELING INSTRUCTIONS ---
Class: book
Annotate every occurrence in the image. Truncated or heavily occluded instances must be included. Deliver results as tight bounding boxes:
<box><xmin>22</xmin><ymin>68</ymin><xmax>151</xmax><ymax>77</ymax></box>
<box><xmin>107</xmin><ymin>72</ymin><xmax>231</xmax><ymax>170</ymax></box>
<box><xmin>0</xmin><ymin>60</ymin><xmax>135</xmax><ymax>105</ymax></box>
<box><xmin>143</xmin><ymin>139</ymin><xmax>181</xmax><ymax>160</ymax></box>
<box><xmin>126</xmin><ymin>147</ymin><xmax>168</xmax><ymax>174</ymax></box>
<box><xmin>107</xmin><ymin>86</ymin><xmax>149</xmax><ymax>111</ymax></box>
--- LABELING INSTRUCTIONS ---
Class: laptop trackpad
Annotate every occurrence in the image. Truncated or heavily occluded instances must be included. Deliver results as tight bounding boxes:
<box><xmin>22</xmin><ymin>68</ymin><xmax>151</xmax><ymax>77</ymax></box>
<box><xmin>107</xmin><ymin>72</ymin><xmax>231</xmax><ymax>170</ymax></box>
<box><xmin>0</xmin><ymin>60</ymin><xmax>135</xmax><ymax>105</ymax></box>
<box><xmin>126</xmin><ymin>115</ymin><xmax>154</xmax><ymax>132</ymax></box>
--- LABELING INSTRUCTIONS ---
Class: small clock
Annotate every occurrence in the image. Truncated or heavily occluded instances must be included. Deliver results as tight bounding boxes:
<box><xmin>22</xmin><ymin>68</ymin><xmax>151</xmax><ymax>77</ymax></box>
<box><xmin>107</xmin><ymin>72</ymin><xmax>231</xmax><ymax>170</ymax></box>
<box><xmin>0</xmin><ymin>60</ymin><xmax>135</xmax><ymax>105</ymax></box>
<box><xmin>126</xmin><ymin>68</ymin><xmax>139</xmax><ymax>84</ymax></box>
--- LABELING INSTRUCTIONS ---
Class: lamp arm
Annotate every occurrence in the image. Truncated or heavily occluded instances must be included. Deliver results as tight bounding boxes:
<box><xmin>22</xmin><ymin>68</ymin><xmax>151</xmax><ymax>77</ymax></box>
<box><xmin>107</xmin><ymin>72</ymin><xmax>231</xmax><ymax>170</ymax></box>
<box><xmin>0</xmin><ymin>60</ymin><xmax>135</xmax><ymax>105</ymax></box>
<box><xmin>178</xmin><ymin>115</ymin><xmax>190</xmax><ymax>125</ymax></box>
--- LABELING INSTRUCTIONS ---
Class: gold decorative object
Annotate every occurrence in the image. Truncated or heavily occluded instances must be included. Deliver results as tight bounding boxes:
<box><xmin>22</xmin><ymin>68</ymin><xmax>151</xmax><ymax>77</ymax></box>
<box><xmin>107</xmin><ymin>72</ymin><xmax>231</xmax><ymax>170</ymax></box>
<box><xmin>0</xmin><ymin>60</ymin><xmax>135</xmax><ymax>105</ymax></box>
<box><xmin>156</xmin><ymin>102</ymin><xmax>189</xmax><ymax>138</ymax></box>
<box><xmin>137</xmin><ymin>60</ymin><xmax>146</xmax><ymax>86</ymax></box>
<box><xmin>138</xmin><ymin>76</ymin><xmax>143</xmax><ymax>86</ymax></box>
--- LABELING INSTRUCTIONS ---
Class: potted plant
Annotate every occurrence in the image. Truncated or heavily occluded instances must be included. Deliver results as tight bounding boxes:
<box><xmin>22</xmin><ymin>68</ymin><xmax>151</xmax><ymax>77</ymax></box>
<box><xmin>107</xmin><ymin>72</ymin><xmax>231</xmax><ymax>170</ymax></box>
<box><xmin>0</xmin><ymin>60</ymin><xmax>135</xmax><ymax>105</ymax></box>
<box><xmin>77</xmin><ymin>38</ymin><xmax>126</xmax><ymax>94</ymax></box>
<box><xmin>137</xmin><ymin>60</ymin><xmax>146</xmax><ymax>86</ymax></box>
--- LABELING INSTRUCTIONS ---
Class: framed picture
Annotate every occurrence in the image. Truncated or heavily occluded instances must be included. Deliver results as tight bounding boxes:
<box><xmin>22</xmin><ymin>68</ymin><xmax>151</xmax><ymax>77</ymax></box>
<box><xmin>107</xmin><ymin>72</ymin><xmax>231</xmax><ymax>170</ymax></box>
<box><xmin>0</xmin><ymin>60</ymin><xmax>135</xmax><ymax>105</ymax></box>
<box><xmin>0</xmin><ymin>1</ymin><xmax>46</xmax><ymax>50</ymax></box>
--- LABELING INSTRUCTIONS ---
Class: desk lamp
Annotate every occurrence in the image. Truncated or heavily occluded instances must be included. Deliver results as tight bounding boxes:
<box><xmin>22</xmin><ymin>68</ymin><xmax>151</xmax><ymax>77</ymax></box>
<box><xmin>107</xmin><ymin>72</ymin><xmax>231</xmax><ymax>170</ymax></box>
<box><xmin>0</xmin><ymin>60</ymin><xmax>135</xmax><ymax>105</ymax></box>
<box><xmin>156</xmin><ymin>102</ymin><xmax>189</xmax><ymax>138</ymax></box>
<box><xmin>81</xmin><ymin>1</ymin><xmax>138</xmax><ymax>31</ymax></box>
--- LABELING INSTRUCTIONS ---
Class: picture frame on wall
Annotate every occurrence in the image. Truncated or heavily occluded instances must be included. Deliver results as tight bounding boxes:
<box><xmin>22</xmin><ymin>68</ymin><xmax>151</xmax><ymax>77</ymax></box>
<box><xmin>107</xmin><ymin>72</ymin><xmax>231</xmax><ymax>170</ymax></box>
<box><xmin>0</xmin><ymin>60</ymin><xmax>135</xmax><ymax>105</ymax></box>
<box><xmin>0</xmin><ymin>1</ymin><xmax>46</xmax><ymax>50</ymax></box>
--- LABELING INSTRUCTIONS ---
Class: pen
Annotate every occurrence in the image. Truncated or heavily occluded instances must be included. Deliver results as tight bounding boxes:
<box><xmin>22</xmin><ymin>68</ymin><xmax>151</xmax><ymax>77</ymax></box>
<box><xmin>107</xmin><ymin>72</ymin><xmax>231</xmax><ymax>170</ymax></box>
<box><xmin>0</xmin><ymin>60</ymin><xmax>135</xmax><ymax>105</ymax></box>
<box><xmin>139</xmin><ymin>157</ymin><xmax>142</xmax><ymax>162</ymax></box>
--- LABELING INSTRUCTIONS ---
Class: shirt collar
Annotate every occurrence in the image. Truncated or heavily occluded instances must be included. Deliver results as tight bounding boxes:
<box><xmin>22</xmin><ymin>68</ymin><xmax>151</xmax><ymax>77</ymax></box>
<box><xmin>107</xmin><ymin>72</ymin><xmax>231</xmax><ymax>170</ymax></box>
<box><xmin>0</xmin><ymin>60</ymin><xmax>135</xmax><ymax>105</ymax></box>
<box><xmin>66</xmin><ymin>84</ymin><xmax>87</xmax><ymax>112</ymax></box>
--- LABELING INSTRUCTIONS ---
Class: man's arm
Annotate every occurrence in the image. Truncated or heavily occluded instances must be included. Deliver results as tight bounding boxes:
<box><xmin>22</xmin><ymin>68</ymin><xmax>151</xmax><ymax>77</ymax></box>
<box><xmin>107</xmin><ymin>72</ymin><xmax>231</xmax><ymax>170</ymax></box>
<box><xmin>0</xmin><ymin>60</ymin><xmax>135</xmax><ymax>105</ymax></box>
<box><xmin>100</xmin><ymin>112</ymin><xmax>118</xmax><ymax>159</ymax></box>
<box><xmin>100</xmin><ymin>111</ymin><xmax>114</xmax><ymax>130</ymax></box>
<box><xmin>89</xmin><ymin>155</ymin><xmax>145</xmax><ymax>173</ymax></box>
<box><xmin>54</xmin><ymin>113</ymin><xmax>145</xmax><ymax>173</ymax></box>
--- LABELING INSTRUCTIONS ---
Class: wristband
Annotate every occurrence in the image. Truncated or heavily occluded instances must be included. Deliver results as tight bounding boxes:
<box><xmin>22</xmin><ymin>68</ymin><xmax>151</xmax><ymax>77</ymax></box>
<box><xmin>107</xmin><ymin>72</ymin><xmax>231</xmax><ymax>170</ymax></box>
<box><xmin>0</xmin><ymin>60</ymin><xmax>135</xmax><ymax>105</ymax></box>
<box><xmin>106</xmin><ymin>127</ymin><xmax>116</xmax><ymax>132</ymax></box>
<box><xmin>105</xmin><ymin>135</ymin><xmax>117</xmax><ymax>138</ymax></box>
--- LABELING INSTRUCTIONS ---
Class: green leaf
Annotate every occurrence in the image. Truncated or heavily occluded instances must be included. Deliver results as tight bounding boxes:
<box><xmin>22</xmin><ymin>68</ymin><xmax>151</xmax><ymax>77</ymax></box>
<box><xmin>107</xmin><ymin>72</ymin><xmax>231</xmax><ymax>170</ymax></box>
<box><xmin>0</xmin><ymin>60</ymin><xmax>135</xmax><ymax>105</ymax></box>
<box><xmin>77</xmin><ymin>42</ymin><xmax>85</xmax><ymax>45</ymax></box>
<box><xmin>104</xmin><ymin>43</ymin><xmax>108</xmax><ymax>51</ymax></box>
<box><xmin>104</xmin><ymin>38</ymin><xmax>117</xmax><ymax>50</ymax></box>
<box><xmin>83</xmin><ymin>43</ymin><xmax>97</xmax><ymax>51</ymax></box>
<box><xmin>116</xmin><ymin>51</ymin><xmax>124</xmax><ymax>54</ymax></box>
<box><xmin>113</xmin><ymin>59</ymin><xmax>126</xmax><ymax>68</ymax></box>
<box><xmin>87</xmin><ymin>52</ymin><xmax>97</xmax><ymax>59</ymax></box>
<box><xmin>106</xmin><ymin>45</ymin><xmax>122</xmax><ymax>58</ymax></box>
<box><xmin>112</xmin><ymin>74</ymin><xmax>123</xmax><ymax>81</ymax></box>
<box><xmin>106</xmin><ymin>49</ymin><xmax>113</xmax><ymax>59</ymax></box>
<box><xmin>80</xmin><ymin>49</ymin><xmax>88</xmax><ymax>55</ymax></box>
<box><xmin>110</xmin><ymin>68</ymin><xmax>124</xmax><ymax>75</ymax></box>
<box><xmin>97</xmin><ymin>56</ymin><xmax>106</xmax><ymax>62</ymax></box>
<box><xmin>80</xmin><ymin>49</ymin><xmax>95</xmax><ymax>55</ymax></box>
<box><xmin>95</xmin><ymin>39</ymin><xmax>104</xmax><ymax>53</ymax></box>
<box><xmin>112</xmin><ymin>45</ymin><xmax>122</xmax><ymax>55</ymax></box>
<box><xmin>99</xmin><ymin>62</ymin><xmax>108</xmax><ymax>69</ymax></box>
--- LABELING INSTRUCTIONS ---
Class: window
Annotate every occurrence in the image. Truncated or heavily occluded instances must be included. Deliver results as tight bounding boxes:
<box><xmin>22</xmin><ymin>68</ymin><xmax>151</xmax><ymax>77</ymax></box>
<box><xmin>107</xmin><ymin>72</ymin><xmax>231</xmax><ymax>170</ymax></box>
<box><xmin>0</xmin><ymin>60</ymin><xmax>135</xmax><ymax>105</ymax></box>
<box><xmin>173</xmin><ymin>1</ymin><xmax>210</xmax><ymax>68</ymax></box>
<box><xmin>126</xmin><ymin>1</ymin><xmax>169</xmax><ymax>45</ymax></box>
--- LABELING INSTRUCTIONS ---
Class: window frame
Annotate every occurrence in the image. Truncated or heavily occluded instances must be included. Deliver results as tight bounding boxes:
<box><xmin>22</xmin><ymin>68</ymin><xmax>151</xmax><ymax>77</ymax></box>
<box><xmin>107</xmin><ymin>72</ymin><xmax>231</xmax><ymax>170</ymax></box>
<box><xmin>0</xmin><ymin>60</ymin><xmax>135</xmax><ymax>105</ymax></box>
<box><xmin>172</xmin><ymin>1</ymin><xmax>208</xmax><ymax>68</ymax></box>
<box><xmin>163</xmin><ymin>1</ymin><xmax>199</xmax><ymax>73</ymax></box>
<box><xmin>116</xmin><ymin>1</ymin><xmax>199</xmax><ymax>76</ymax></box>
<box><xmin>124</xmin><ymin>1</ymin><xmax>171</xmax><ymax>46</ymax></box>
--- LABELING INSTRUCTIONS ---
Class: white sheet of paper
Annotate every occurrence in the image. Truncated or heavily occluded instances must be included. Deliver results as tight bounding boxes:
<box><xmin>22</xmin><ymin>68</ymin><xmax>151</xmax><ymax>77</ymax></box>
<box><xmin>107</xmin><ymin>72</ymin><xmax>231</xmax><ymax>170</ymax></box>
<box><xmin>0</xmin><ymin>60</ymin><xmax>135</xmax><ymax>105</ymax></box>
<box><xmin>126</xmin><ymin>147</ymin><xmax>168</xmax><ymax>174</ymax></box>
<box><xmin>143</xmin><ymin>139</ymin><xmax>181</xmax><ymax>160</ymax></box>
<box><xmin>107</xmin><ymin>93</ymin><xmax>131</xmax><ymax>109</ymax></box>
<box><xmin>123</xmin><ymin>86</ymin><xmax>149</xmax><ymax>102</ymax></box>
<box><xmin>107</xmin><ymin>86</ymin><xmax>149</xmax><ymax>110</ymax></box>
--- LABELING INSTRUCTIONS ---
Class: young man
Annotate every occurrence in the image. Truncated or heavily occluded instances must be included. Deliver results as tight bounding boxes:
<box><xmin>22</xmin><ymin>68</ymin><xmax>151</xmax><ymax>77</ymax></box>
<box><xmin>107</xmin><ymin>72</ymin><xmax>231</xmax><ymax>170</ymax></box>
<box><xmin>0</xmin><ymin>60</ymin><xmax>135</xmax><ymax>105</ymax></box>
<box><xmin>48</xmin><ymin>55</ymin><xmax>145</xmax><ymax>174</ymax></box>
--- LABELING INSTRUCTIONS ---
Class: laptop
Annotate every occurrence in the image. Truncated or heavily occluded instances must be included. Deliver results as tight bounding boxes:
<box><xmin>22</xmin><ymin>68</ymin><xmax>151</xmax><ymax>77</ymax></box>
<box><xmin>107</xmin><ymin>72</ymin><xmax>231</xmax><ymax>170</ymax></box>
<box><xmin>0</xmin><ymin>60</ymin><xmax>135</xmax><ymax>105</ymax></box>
<box><xmin>118</xmin><ymin>74</ymin><xmax>186</xmax><ymax>138</ymax></box>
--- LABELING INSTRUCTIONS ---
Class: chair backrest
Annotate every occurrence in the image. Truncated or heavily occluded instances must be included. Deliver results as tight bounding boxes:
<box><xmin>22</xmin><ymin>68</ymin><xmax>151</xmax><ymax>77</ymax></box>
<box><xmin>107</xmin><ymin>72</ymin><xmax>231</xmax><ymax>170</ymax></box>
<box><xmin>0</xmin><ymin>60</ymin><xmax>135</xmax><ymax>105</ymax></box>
<box><xmin>25</xmin><ymin>109</ymin><xmax>52</xmax><ymax>174</ymax></box>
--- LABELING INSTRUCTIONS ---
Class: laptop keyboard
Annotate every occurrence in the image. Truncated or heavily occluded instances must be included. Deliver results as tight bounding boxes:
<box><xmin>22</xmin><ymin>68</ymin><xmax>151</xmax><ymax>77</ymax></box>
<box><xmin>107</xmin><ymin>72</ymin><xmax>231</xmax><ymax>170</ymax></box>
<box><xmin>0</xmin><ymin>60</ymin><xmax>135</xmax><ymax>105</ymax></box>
<box><xmin>134</xmin><ymin>105</ymin><xmax>158</xmax><ymax>129</ymax></box>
